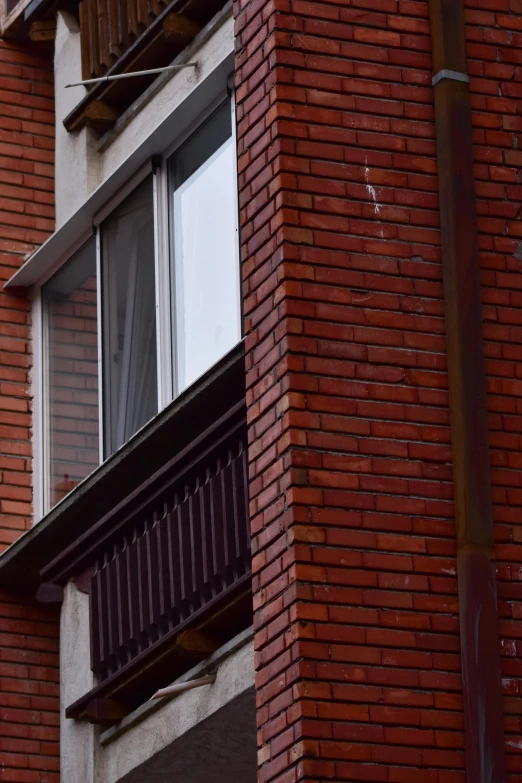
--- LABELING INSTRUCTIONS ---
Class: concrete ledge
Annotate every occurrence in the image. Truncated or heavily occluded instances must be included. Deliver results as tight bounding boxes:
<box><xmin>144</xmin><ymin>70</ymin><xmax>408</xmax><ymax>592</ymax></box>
<box><xmin>118</xmin><ymin>689</ymin><xmax>256</xmax><ymax>783</ymax></box>
<box><xmin>93</xmin><ymin>627</ymin><xmax>255</xmax><ymax>782</ymax></box>
<box><xmin>101</xmin><ymin>626</ymin><xmax>253</xmax><ymax>745</ymax></box>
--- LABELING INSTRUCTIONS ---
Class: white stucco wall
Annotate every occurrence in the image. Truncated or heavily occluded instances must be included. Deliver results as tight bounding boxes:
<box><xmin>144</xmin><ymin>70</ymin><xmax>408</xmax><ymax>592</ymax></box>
<box><xmin>60</xmin><ymin>579</ymin><xmax>254</xmax><ymax>783</ymax></box>
<box><xmin>54</xmin><ymin>11</ymin><xmax>101</xmax><ymax>228</ymax></box>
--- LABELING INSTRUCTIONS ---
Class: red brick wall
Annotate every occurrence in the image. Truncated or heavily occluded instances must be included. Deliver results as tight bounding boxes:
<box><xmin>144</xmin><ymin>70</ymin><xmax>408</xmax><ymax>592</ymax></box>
<box><xmin>474</xmin><ymin>1</ymin><xmax>522</xmax><ymax>776</ymax></box>
<box><xmin>235</xmin><ymin>0</ymin><xmax>520</xmax><ymax>780</ymax></box>
<box><xmin>0</xmin><ymin>38</ymin><xmax>59</xmax><ymax>782</ymax></box>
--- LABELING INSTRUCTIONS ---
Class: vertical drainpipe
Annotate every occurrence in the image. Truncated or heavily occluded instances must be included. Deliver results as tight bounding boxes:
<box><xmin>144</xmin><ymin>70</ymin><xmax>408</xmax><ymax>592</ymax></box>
<box><xmin>428</xmin><ymin>1</ymin><xmax>506</xmax><ymax>781</ymax></box>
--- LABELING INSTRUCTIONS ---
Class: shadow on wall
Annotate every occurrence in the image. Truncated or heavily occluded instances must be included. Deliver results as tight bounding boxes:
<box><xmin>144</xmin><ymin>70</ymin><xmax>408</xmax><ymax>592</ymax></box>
<box><xmin>118</xmin><ymin>688</ymin><xmax>256</xmax><ymax>783</ymax></box>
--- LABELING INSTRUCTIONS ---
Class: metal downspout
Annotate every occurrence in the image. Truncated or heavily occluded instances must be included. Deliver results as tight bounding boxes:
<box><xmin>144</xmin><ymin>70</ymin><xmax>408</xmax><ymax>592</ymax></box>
<box><xmin>428</xmin><ymin>0</ymin><xmax>506</xmax><ymax>780</ymax></box>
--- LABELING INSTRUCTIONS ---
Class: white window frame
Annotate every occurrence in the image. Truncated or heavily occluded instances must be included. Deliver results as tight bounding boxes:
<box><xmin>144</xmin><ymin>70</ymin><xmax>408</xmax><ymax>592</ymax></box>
<box><xmin>33</xmin><ymin>91</ymin><xmax>240</xmax><ymax>521</ymax></box>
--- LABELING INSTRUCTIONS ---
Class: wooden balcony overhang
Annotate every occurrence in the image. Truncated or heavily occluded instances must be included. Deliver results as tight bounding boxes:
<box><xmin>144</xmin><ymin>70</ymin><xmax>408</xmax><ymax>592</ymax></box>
<box><xmin>56</xmin><ymin>400</ymin><xmax>251</xmax><ymax>722</ymax></box>
<box><xmin>7</xmin><ymin>0</ymin><xmax>230</xmax><ymax>125</ymax></box>
<box><xmin>0</xmin><ymin>343</ymin><xmax>245</xmax><ymax>594</ymax></box>
<box><xmin>0</xmin><ymin>344</ymin><xmax>250</xmax><ymax>725</ymax></box>
<box><xmin>62</xmin><ymin>0</ymin><xmax>230</xmax><ymax>133</ymax></box>
<box><xmin>66</xmin><ymin>581</ymin><xmax>252</xmax><ymax>723</ymax></box>
<box><xmin>58</xmin><ymin>397</ymin><xmax>251</xmax><ymax>723</ymax></box>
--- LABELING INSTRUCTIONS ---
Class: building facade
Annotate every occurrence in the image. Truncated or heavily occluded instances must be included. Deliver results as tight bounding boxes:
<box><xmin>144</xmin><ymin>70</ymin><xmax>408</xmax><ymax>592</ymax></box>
<box><xmin>0</xmin><ymin>0</ymin><xmax>520</xmax><ymax>781</ymax></box>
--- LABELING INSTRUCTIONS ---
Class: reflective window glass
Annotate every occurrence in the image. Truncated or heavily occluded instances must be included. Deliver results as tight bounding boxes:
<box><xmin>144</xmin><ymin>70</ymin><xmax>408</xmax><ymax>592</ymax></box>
<box><xmin>102</xmin><ymin>176</ymin><xmax>158</xmax><ymax>456</ymax></box>
<box><xmin>169</xmin><ymin>102</ymin><xmax>240</xmax><ymax>393</ymax></box>
<box><xmin>43</xmin><ymin>239</ymin><xmax>99</xmax><ymax>509</ymax></box>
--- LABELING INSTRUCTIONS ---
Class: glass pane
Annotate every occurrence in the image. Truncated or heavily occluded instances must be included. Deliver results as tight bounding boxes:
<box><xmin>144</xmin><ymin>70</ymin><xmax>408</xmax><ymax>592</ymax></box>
<box><xmin>43</xmin><ymin>239</ymin><xmax>99</xmax><ymax>510</ymax></box>
<box><xmin>102</xmin><ymin>176</ymin><xmax>158</xmax><ymax>456</ymax></box>
<box><xmin>172</xmin><ymin>101</ymin><xmax>232</xmax><ymax>189</ymax></box>
<box><xmin>170</xmin><ymin>104</ymin><xmax>240</xmax><ymax>393</ymax></box>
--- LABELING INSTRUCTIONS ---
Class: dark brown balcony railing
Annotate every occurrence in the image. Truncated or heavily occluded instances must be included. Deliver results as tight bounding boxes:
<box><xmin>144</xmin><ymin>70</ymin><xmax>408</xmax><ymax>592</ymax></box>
<box><xmin>90</xmin><ymin>425</ymin><xmax>250</xmax><ymax>685</ymax></box>
<box><xmin>41</xmin><ymin>397</ymin><xmax>251</xmax><ymax>723</ymax></box>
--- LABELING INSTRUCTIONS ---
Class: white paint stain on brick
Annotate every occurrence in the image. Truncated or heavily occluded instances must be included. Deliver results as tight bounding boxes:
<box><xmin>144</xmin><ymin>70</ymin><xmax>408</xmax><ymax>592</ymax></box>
<box><xmin>364</xmin><ymin>156</ymin><xmax>381</xmax><ymax>218</ymax></box>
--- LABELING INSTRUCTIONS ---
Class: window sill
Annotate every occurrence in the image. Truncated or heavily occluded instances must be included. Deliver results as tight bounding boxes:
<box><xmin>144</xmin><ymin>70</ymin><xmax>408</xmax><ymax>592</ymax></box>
<box><xmin>0</xmin><ymin>342</ymin><xmax>245</xmax><ymax>594</ymax></box>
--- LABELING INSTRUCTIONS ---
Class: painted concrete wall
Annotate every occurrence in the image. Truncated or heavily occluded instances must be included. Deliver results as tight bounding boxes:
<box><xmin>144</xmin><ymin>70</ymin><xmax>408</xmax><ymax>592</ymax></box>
<box><xmin>60</xmin><ymin>581</ymin><xmax>95</xmax><ymax>781</ymax></box>
<box><xmin>54</xmin><ymin>11</ymin><xmax>100</xmax><ymax>229</ymax></box>
<box><xmin>97</xmin><ymin>635</ymin><xmax>255</xmax><ymax>782</ymax></box>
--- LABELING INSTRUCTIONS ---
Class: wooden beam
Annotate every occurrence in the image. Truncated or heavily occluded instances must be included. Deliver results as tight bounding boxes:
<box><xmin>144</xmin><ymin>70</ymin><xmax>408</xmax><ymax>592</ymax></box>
<box><xmin>29</xmin><ymin>19</ymin><xmax>57</xmax><ymax>43</ymax></box>
<box><xmin>70</xmin><ymin>99</ymin><xmax>118</xmax><ymax>132</ymax></box>
<box><xmin>175</xmin><ymin>629</ymin><xmax>219</xmax><ymax>657</ymax></box>
<box><xmin>162</xmin><ymin>12</ymin><xmax>200</xmax><ymax>44</ymax></box>
<box><xmin>428</xmin><ymin>0</ymin><xmax>506</xmax><ymax>781</ymax></box>
<box><xmin>74</xmin><ymin>567</ymin><xmax>94</xmax><ymax>595</ymax></box>
<box><xmin>82</xmin><ymin>697</ymin><xmax>129</xmax><ymax>725</ymax></box>
<box><xmin>35</xmin><ymin>582</ymin><xmax>63</xmax><ymax>605</ymax></box>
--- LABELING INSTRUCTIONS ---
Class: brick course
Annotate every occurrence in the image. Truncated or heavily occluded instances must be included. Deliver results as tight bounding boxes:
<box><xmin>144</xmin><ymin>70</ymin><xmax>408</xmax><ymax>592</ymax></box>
<box><xmin>235</xmin><ymin>0</ymin><xmax>521</xmax><ymax>779</ymax></box>
<box><xmin>0</xmin><ymin>38</ymin><xmax>59</xmax><ymax>783</ymax></box>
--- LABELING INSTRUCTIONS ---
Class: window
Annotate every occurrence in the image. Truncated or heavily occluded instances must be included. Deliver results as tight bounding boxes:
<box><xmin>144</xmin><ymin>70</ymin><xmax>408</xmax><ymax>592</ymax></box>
<box><xmin>170</xmin><ymin>101</ymin><xmax>240</xmax><ymax>393</ymax></box>
<box><xmin>42</xmin><ymin>239</ymin><xmax>99</xmax><ymax>507</ymax></box>
<box><xmin>40</xmin><ymin>98</ymin><xmax>240</xmax><ymax>513</ymax></box>
<box><xmin>102</xmin><ymin>176</ymin><xmax>158</xmax><ymax>455</ymax></box>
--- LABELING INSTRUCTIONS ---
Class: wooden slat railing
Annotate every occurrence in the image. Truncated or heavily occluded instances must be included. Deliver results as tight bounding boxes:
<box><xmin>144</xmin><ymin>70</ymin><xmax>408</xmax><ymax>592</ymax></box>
<box><xmin>90</xmin><ymin>431</ymin><xmax>249</xmax><ymax>684</ymax></box>
<box><xmin>79</xmin><ymin>0</ymin><xmax>171</xmax><ymax>79</ymax></box>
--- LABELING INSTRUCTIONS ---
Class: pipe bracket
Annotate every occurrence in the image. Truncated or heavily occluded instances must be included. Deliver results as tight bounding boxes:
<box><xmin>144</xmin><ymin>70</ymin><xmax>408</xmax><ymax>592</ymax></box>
<box><xmin>432</xmin><ymin>69</ymin><xmax>470</xmax><ymax>87</ymax></box>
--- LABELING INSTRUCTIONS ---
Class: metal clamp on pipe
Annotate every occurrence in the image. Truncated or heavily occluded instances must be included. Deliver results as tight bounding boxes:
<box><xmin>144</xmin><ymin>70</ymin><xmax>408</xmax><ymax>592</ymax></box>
<box><xmin>432</xmin><ymin>69</ymin><xmax>470</xmax><ymax>87</ymax></box>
